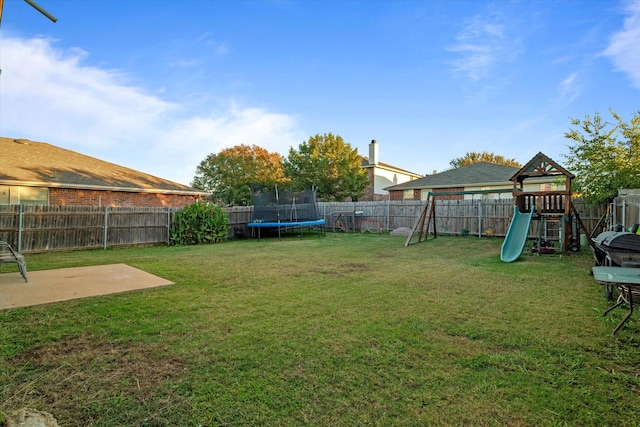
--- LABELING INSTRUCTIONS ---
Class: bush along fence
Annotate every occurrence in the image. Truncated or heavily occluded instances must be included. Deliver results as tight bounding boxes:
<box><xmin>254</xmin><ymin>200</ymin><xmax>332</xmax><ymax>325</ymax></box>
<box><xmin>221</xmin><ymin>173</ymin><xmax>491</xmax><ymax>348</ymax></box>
<box><xmin>170</xmin><ymin>201</ymin><xmax>230</xmax><ymax>245</ymax></box>
<box><xmin>0</xmin><ymin>198</ymin><xmax>610</xmax><ymax>253</ymax></box>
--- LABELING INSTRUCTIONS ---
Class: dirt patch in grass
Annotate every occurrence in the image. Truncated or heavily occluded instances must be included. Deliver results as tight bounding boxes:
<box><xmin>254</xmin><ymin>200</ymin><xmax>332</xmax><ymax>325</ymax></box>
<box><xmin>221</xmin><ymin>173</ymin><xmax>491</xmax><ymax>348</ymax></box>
<box><xmin>282</xmin><ymin>262</ymin><xmax>369</xmax><ymax>278</ymax></box>
<box><xmin>3</xmin><ymin>334</ymin><xmax>188</xmax><ymax>425</ymax></box>
<box><xmin>313</xmin><ymin>262</ymin><xmax>369</xmax><ymax>276</ymax></box>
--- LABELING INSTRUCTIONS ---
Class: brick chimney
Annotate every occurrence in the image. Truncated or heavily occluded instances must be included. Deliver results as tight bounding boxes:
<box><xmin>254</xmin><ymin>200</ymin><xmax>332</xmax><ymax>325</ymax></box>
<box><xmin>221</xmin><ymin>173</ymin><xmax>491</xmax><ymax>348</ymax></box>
<box><xmin>369</xmin><ymin>140</ymin><xmax>378</xmax><ymax>166</ymax></box>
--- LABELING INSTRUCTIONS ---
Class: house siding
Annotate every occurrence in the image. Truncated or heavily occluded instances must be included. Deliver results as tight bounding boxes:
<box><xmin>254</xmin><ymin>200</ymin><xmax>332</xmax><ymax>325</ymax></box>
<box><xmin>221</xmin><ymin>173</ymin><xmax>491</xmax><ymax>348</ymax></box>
<box><xmin>363</xmin><ymin>169</ymin><xmax>421</xmax><ymax>201</ymax></box>
<box><xmin>360</xmin><ymin>161</ymin><xmax>421</xmax><ymax>201</ymax></box>
<box><xmin>49</xmin><ymin>188</ymin><xmax>201</xmax><ymax>208</ymax></box>
<box><xmin>433</xmin><ymin>187</ymin><xmax>465</xmax><ymax>200</ymax></box>
<box><xmin>389</xmin><ymin>190</ymin><xmax>404</xmax><ymax>201</ymax></box>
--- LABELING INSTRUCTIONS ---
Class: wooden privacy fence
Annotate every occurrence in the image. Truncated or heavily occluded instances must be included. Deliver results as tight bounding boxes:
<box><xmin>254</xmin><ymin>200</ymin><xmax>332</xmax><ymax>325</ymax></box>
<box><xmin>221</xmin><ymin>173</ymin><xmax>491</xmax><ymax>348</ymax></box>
<box><xmin>318</xmin><ymin>199</ymin><xmax>605</xmax><ymax>240</ymax></box>
<box><xmin>0</xmin><ymin>199</ymin><xmax>607</xmax><ymax>253</ymax></box>
<box><xmin>0</xmin><ymin>206</ymin><xmax>174</xmax><ymax>253</ymax></box>
<box><xmin>0</xmin><ymin>205</ymin><xmax>257</xmax><ymax>253</ymax></box>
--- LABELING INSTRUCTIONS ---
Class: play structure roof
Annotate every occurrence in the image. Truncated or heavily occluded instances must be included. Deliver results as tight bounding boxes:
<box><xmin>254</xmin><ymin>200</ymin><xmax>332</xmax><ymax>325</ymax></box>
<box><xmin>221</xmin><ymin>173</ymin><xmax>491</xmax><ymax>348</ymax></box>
<box><xmin>510</xmin><ymin>152</ymin><xmax>574</xmax><ymax>184</ymax></box>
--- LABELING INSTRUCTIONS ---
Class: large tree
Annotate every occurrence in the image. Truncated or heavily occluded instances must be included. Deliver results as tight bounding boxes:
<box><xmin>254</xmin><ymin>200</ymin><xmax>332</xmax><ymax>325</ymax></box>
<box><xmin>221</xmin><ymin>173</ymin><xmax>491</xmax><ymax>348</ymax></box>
<box><xmin>192</xmin><ymin>144</ymin><xmax>287</xmax><ymax>206</ymax></box>
<box><xmin>284</xmin><ymin>133</ymin><xmax>369</xmax><ymax>201</ymax></box>
<box><xmin>449</xmin><ymin>151</ymin><xmax>521</xmax><ymax>169</ymax></box>
<box><xmin>564</xmin><ymin>109</ymin><xmax>640</xmax><ymax>204</ymax></box>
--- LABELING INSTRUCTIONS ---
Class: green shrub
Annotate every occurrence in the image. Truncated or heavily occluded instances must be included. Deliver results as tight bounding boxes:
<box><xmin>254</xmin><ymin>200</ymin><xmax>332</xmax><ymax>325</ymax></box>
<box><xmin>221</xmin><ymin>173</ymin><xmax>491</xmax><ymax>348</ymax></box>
<box><xmin>170</xmin><ymin>201</ymin><xmax>229</xmax><ymax>245</ymax></box>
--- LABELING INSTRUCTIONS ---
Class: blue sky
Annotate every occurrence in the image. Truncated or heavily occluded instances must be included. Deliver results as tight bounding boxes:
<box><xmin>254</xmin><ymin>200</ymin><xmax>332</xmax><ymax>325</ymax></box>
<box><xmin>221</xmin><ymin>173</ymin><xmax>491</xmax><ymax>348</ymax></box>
<box><xmin>1</xmin><ymin>0</ymin><xmax>638</xmax><ymax>186</ymax></box>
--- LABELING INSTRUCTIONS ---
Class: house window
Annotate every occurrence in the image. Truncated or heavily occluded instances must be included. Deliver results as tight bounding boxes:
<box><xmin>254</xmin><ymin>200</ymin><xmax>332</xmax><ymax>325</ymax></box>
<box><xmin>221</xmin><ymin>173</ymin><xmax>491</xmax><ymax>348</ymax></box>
<box><xmin>404</xmin><ymin>190</ymin><xmax>413</xmax><ymax>200</ymax></box>
<box><xmin>0</xmin><ymin>186</ymin><xmax>49</xmax><ymax>205</ymax></box>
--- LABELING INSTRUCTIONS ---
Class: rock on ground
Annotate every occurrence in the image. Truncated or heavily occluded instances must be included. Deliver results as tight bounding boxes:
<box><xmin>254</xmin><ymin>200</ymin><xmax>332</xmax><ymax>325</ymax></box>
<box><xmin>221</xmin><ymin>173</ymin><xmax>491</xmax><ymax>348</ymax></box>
<box><xmin>390</xmin><ymin>227</ymin><xmax>412</xmax><ymax>236</ymax></box>
<box><xmin>5</xmin><ymin>408</ymin><xmax>59</xmax><ymax>427</ymax></box>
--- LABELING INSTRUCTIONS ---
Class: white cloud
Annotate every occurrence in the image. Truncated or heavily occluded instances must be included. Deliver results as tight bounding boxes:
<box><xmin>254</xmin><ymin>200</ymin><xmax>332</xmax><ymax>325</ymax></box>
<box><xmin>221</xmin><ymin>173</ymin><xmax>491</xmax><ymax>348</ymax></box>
<box><xmin>557</xmin><ymin>73</ymin><xmax>582</xmax><ymax>105</ymax></box>
<box><xmin>0</xmin><ymin>36</ymin><xmax>303</xmax><ymax>185</ymax></box>
<box><xmin>448</xmin><ymin>12</ymin><xmax>519</xmax><ymax>81</ymax></box>
<box><xmin>169</xmin><ymin>32</ymin><xmax>229</xmax><ymax>68</ymax></box>
<box><xmin>0</xmin><ymin>37</ymin><xmax>171</xmax><ymax>148</ymax></box>
<box><xmin>155</xmin><ymin>106</ymin><xmax>301</xmax><ymax>183</ymax></box>
<box><xmin>604</xmin><ymin>1</ymin><xmax>640</xmax><ymax>89</ymax></box>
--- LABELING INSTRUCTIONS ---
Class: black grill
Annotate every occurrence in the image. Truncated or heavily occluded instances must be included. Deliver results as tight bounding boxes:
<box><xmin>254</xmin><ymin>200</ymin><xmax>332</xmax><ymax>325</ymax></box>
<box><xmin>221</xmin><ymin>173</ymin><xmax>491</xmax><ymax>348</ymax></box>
<box><xmin>592</xmin><ymin>231</ymin><xmax>640</xmax><ymax>266</ymax></box>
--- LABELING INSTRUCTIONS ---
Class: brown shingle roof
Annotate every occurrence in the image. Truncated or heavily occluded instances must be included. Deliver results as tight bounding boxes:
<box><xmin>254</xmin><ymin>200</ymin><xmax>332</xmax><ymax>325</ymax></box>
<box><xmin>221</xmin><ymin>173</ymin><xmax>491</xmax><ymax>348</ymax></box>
<box><xmin>384</xmin><ymin>162</ymin><xmax>519</xmax><ymax>191</ymax></box>
<box><xmin>1</xmin><ymin>137</ymin><xmax>207</xmax><ymax>195</ymax></box>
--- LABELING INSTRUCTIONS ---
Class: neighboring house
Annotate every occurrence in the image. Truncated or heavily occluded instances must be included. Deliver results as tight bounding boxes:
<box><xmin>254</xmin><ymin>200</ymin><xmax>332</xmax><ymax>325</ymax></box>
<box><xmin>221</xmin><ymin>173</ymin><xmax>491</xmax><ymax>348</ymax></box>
<box><xmin>361</xmin><ymin>140</ymin><xmax>422</xmax><ymax>201</ymax></box>
<box><xmin>385</xmin><ymin>158</ymin><xmax>566</xmax><ymax>201</ymax></box>
<box><xmin>1</xmin><ymin>137</ymin><xmax>209</xmax><ymax>207</ymax></box>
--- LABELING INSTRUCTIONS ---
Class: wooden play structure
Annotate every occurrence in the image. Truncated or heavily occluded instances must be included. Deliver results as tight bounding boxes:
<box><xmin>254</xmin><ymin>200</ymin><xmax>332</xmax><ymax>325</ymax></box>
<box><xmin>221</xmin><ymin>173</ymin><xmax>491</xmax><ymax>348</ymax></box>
<box><xmin>405</xmin><ymin>152</ymin><xmax>592</xmax><ymax>259</ymax></box>
<box><xmin>508</xmin><ymin>152</ymin><xmax>591</xmax><ymax>257</ymax></box>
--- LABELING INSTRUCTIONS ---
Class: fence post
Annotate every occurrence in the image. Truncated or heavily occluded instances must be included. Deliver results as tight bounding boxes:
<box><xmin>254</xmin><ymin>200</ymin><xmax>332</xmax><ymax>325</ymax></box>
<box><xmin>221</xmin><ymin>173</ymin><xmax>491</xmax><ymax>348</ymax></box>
<box><xmin>386</xmin><ymin>199</ymin><xmax>390</xmax><ymax>232</ymax></box>
<box><xmin>167</xmin><ymin>208</ymin><xmax>171</xmax><ymax>245</ymax></box>
<box><xmin>18</xmin><ymin>204</ymin><xmax>24</xmax><ymax>252</ymax></box>
<box><xmin>477</xmin><ymin>199</ymin><xmax>482</xmax><ymax>237</ymax></box>
<box><xmin>103</xmin><ymin>206</ymin><xmax>109</xmax><ymax>250</ymax></box>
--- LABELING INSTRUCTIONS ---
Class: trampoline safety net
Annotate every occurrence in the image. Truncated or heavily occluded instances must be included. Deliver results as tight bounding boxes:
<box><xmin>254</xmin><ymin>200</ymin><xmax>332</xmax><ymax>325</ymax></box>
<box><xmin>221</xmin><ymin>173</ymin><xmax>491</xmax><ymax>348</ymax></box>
<box><xmin>251</xmin><ymin>186</ymin><xmax>320</xmax><ymax>223</ymax></box>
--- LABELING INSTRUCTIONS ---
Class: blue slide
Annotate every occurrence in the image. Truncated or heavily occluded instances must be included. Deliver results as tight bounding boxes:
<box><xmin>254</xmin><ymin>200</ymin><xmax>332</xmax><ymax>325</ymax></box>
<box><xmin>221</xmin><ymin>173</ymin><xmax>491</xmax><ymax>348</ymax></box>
<box><xmin>501</xmin><ymin>206</ymin><xmax>535</xmax><ymax>262</ymax></box>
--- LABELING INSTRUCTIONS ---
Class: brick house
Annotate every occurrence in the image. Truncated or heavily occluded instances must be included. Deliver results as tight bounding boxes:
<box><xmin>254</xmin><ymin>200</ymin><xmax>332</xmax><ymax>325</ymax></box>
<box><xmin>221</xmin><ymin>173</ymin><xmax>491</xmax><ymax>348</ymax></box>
<box><xmin>385</xmin><ymin>160</ymin><xmax>566</xmax><ymax>201</ymax></box>
<box><xmin>361</xmin><ymin>140</ymin><xmax>422</xmax><ymax>201</ymax></box>
<box><xmin>1</xmin><ymin>137</ymin><xmax>208</xmax><ymax>207</ymax></box>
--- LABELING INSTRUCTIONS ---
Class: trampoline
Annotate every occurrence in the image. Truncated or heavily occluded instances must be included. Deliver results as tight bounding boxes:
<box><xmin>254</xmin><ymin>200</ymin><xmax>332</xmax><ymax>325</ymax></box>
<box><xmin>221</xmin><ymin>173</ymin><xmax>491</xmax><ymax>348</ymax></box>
<box><xmin>248</xmin><ymin>186</ymin><xmax>325</xmax><ymax>239</ymax></box>
<box><xmin>248</xmin><ymin>219</ymin><xmax>326</xmax><ymax>239</ymax></box>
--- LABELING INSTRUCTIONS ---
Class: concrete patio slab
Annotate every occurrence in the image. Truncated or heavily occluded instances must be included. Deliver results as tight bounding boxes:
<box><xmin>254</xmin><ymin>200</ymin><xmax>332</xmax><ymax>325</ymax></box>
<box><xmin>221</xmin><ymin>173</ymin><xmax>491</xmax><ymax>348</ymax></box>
<box><xmin>0</xmin><ymin>264</ymin><xmax>174</xmax><ymax>310</ymax></box>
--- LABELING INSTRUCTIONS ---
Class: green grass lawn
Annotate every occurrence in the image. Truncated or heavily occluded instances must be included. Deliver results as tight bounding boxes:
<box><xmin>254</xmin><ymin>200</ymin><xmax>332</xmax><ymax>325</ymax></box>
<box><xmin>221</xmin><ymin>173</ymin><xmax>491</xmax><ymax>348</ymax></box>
<box><xmin>1</xmin><ymin>233</ymin><xmax>639</xmax><ymax>426</ymax></box>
